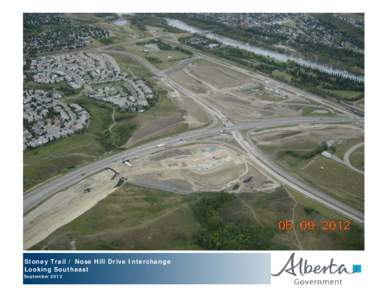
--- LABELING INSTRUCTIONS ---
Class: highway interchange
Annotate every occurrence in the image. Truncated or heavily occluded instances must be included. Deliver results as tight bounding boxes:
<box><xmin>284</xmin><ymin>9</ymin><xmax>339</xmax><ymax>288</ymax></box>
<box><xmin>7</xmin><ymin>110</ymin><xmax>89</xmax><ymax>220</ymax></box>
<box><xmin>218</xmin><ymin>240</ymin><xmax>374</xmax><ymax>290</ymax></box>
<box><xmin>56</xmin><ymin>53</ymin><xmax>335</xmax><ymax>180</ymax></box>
<box><xmin>24</xmin><ymin>115</ymin><xmax>363</xmax><ymax>223</ymax></box>
<box><xmin>24</xmin><ymin>34</ymin><xmax>365</xmax><ymax>225</ymax></box>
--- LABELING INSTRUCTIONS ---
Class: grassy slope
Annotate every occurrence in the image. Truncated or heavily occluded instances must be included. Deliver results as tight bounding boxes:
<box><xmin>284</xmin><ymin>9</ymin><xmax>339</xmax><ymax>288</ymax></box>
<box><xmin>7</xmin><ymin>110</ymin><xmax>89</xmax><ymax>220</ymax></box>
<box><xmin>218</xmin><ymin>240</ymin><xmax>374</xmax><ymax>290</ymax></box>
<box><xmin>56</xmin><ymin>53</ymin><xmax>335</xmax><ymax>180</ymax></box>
<box><xmin>256</xmin><ymin>137</ymin><xmax>364</xmax><ymax>212</ymax></box>
<box><xmin>110</xmin><ymin>42</ymin><xmax>191</xmax><ymax>70</ymax></box>
<box><xmin>349</xmin><ymin>146</ymin><xmax>364</xmax><ymax>170</ymax></box>
<box><xmin>24</xmin><ymin>96</ymin><xmax>137</xmax><ymax>190</ymax></box>
<box><xmin>276</xmin><ymin>149</ymin><xmax>364</xmax><ymax>212</ymax></box>
<box><xmin>321</xmin><ymin>89</ymin><xmax>364</xmax><ymax>101</ymax></box>
<box><xmin>302</xmin><ymin>107</ymin><xmax>333</xmax><ymax>116</ymax></box>
<box><xmin>23</xmin><ymin>86</ymin><xmax>184</xmax><ymax>191</ymax></box>
<box><xmin>335</xmin><ymin>137</ymin><xmax>364</xmax><ymax>159</ymax></box>
<box><xmin>33</xmin><ymin>184</ymin><xmax>201</xmax><ymax>250</ymax></box>
<box><xmin>24</xmin><ymin>45</ymin><xmax>185</xmax><ymax>190</ymax></box>
<box><xmin>32</xmin><ymin>184</ymin><xmax>363</xmax><ymax>250</ymax></box>
<box><xmin>109</xmin><ymin>51</ymin><xmax>188</xmax><ymax>144</ymax></box>
<box><xmin>286</xmin><ymin>187</ymin><xmax>364</xmax><ymax>250</ymax></box>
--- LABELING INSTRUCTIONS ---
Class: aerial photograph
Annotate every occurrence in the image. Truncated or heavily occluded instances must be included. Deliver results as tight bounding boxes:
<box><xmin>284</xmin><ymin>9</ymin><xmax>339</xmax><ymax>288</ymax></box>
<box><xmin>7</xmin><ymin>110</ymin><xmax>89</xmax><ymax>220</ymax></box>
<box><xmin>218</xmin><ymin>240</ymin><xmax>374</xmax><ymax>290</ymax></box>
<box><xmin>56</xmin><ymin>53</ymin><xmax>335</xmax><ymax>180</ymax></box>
<box><xmin>23</xmin><ymin>13</ymin><xmax>364</xmax><ymax>251</ymax></box>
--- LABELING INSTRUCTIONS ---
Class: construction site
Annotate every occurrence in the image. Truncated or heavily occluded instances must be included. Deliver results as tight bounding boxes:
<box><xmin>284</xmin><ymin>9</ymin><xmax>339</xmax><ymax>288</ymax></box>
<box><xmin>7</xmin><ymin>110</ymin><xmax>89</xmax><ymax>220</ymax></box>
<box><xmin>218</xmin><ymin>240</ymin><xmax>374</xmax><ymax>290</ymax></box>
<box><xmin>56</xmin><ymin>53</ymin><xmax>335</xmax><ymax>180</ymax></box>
<box><xmin>23</xmin><ymin>13</ymin><xmax>364</xmax><ymax>251</ymax></box>
<box><xmin>24</xmin><ymin>142</ymin><xmax>279</xmax><ymax>249</ymax></box>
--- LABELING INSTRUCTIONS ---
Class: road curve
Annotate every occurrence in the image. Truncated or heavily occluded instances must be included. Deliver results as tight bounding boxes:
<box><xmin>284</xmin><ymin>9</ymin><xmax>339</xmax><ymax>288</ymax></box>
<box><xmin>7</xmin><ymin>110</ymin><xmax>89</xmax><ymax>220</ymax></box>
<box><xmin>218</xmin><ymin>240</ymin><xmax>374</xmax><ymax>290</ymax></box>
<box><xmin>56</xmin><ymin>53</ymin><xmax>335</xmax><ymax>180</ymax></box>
<box><xmin>232</xmin><ymin>130</ymin><xmax>364</xmax><ymax>223</ymax></box>
<box><xmin>344</xmin><ymin>142</ymin><xmax>364</xmax><ymax>174</ymax></box>
<box><xmin>23</xmin><ymin>116</ymin><xmax>351</xmax><ymax>213</ymax></box>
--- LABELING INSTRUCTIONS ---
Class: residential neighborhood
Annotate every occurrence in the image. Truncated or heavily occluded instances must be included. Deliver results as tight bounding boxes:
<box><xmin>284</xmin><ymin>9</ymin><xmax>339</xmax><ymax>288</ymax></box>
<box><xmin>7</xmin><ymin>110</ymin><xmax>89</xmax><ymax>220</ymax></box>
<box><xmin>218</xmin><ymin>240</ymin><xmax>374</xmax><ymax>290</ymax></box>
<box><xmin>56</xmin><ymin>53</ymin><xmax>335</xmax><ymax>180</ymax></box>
<box><xmin>88</xmin><ymin>78</ymin><xmax>153</xmax><ymax>111</ymax></box>
<box><xmin>23</xmin><ymin>13</ymin><xmax>109</xmax><ymax>54</ymax></box>
<box><xmin>23</xmin><ymin>89</ymin><xmax>90</xmax><ymax>150</ymax></box>
<box><xmin>24</xmin><ymin>52</ymin><xmax>156</xmax><ymax>150</ymax></box>
<box><xmin>22</xmin><ymin>13</ymin><xmax>364</xmax><ymax>255</ymax></box>
<box><xmin>179</xmin><ymin>13</ymin><xmax>364</xmax><ymax>54</ymax></box>
<box><xmin>29</xmin><ymin>52</ymin><xmax>124</xmax><ymax>89</ymax></box>
<box><xmin>28</xmin><ymin>52</ymin><xmax>154</xmax><ymax>111</ymax></box>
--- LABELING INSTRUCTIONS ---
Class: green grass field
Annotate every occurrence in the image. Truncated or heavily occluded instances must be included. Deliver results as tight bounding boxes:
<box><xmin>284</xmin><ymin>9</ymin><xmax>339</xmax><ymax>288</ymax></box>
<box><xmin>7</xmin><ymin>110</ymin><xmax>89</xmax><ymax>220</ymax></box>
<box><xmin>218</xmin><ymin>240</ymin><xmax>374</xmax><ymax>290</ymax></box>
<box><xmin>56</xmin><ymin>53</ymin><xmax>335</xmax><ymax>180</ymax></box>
<box><xmin>109</xmin><ymin>54</ymin><xmax>188</xmax><ymax>146</ymax></box>
<box><xmin>32</xmin><ymin>184</ymin><xmax>363</xmax><ymax>250</ymax></box>
<box><xmin>110</xmin><ymin>41</ymin><xmax>191</xmax><ymax>70</ymax></box>
<box><xmin>108</xmin><ymin>50</ymin><xmax>183</xmax><ymax>122</ymax></box>
<box><xmin>349</xmin><ymin>146</ymin><xmax>364</xmax><ymax>171</ymax></box>
<box><xmin>108</xmin><ymin>52</ymin><xmax>152</xmax><ymax>78</ymax></box>
<box><xmin>286</xmin><ymin>187</ymin><xmax>363</xmax><ymax>249</ymax></box>
<box><xmin>335</xmin><ymin>137</ymin><xmax>364</xmax><ymax>159</ymax></box>
<box><xmin>130</xmin><ymin>122</ymin><xmax>189</xmax><ymax>148</ymax></box>
<box><xmin>302</xmin><ymin>106</ymin><xmax>333</xmax><ymax>116</ymax></box>
<box><xmin>278</xmin><ymin>153</ymin><xmax>364</xmax><ymax>212</ymax></box>
<box><xmin>24</xmin><ymin>50</ymin><xmax>186</xmax><ymax>191</ymax></box>
<box><xmin>271</xmin><ymin>70</ymin><xmax>293</xmax><ymax>83</ymax></box>
<box><xmin>32</xmin><ymin>184</ymin><xmax>200</xmax><ymax>250</ymax></box>
<box><xmin>259</xmin><ymin>133</ymin><xmax>365</xmax><ymax>212</ymax></box>
<box><xmin>95</xmin><ymin>19</ymin><xmax>148</xmax><ymax>42</ymax></box>
<box><xmin>24</xmin><ymin>86</ymin><xmax>183</xmax><ymax>191</ymax></box>
<box><xmin>355</xmin><ymin>100</ymin><xmax>364</xmax><ymax>110</ymax></box>
<box><xmin>23</xmin><ymin>96</ymin><xmax>137</xmax><ymax>191</ymax></box>
<box><xmin>280</xmin><ymin>20</ymin><xmax>297</xmax><ymax>28</ymax></box>
<box><xmin>145</xmin><ymin>49</ymin><xmax>191</xmax><ymax>69</ymax></box>
<box><xmin>322</xmin><ymin>89</ymin><xmax>364</xmax><ymax>101</ymax></box>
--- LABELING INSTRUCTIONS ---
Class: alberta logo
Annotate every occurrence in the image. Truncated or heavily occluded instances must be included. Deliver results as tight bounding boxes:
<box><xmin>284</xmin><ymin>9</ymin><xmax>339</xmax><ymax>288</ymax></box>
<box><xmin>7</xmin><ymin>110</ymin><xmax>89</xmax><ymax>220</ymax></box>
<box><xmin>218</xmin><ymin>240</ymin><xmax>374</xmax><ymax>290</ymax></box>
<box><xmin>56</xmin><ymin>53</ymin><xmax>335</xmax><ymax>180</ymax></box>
<box><xmin>272</xmin><ymin>253</ymin><xmax>362</xmax><ymax>286</ymax></box>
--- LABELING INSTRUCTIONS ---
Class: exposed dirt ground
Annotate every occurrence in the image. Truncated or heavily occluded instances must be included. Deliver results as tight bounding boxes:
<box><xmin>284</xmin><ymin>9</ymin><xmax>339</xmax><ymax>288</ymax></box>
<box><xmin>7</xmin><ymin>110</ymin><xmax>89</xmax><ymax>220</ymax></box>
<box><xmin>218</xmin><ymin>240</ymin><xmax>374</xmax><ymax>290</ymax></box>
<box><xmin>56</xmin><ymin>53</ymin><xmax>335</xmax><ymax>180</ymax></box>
<box><xmin>204</xmin><ymin>91</ymin><xmax>297</xmax><ymax>122</ymax></box>
<box><xmin>113</xmin><ymin>143</ymin><xmax>276</xmax><ymax>193</ymax></box>
<box><xmin>188</xmin><ymin>59</ymin><xmax>251</xmax><ymax>89</ymax></box>
<box><xmin>24</xmin><ymin>169</ymin><xmax>119</xmax><ymax>249</ymax></box>
<box><xmin>164</xmin><ymin>81</ymin><xmax>211</xmax><ymax>129</ymax></box>
<box><xmin>167</xmin><ymin>58</ymin><xmax>337</xmax><ymax>123</ymax></box>
<box><xmin>168</xmin><ymin>69</ymin><xmax>209</xmax><ymax>94</ymax></box>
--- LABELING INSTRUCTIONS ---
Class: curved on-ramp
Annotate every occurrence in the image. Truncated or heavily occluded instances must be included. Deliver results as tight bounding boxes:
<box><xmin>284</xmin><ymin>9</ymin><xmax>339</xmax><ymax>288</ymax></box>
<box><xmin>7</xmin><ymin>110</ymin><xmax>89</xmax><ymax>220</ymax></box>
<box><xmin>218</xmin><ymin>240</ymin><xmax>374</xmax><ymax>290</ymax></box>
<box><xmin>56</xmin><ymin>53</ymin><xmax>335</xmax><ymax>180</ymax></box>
<box><xmin>344</xmin><ymin>142</ymin><xmax>364</xmax><ymax>174</ymax></box>
<box><xmin>23</xmin><ymin>116</ymin><xmax>363</xmax><ymax>225</ymax></box>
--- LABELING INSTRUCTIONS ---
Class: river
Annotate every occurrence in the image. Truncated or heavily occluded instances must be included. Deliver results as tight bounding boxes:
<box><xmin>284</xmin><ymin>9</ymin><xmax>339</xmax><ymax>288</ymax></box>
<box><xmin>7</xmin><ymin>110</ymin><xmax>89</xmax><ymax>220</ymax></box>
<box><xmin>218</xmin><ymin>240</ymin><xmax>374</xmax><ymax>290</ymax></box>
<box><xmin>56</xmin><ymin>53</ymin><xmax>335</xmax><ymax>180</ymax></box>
<box><xmin>165</xmin><ymin>18</ymin><xmax>364</xmax><ymax>83</ymax></box>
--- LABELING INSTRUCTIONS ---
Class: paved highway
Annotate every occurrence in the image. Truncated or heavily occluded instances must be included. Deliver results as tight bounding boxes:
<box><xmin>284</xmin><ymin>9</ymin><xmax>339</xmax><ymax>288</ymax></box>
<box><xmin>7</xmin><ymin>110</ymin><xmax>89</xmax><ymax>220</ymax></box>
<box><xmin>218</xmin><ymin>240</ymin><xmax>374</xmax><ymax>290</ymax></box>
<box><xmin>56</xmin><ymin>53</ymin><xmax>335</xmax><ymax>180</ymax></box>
<box><xmin>23</xmin><ymin>116</ymin><xmax>351</xmax><ymax>213</ymax></box>
<box><xmin>233</xmin><ymin>130</ymin><xmax>364</xmax><ymax>223</ymax></box>
<box><xmin>25</xmin><ymin>43</ymin><xmax>364</xmax><ymax>224</ymax></box>
<box><xmin>162</xmin><ymin>38</ymin><xmax>365</xmax><ymax>118</ymax></box>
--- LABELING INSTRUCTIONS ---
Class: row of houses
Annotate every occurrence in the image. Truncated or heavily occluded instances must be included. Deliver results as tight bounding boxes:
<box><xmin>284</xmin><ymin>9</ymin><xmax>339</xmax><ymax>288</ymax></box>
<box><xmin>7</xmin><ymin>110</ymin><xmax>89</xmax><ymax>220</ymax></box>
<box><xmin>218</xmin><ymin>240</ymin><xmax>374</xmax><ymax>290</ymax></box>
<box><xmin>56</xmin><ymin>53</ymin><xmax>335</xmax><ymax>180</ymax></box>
<box><xmin>88</xmin><ymin>78</ymin><xmax>154</xmax><ymax>111</ymax></box>
<box><xmin>23</xmin><ymin>89</ymin><xmax>90</xmax><ymax>150</ymax></box>
<box><xmin>29</xmin><ymin>52</ymin><xmax>124</xmax><ymax>89</ymax></box>
<box><xmin>24</xmin><ymin>24</ymin><xmax>109</xmax><ymax>54</ymax></box>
